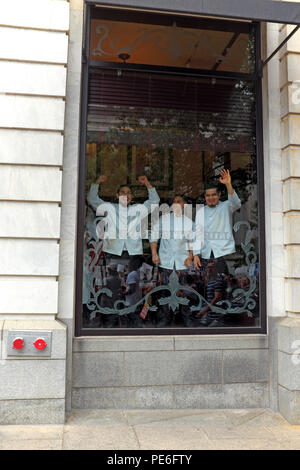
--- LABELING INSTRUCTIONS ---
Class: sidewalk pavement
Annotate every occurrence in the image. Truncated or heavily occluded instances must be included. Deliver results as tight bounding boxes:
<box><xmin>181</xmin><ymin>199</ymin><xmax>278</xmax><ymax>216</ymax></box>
<box><xmin>1</xmin><ymin>409</ymin><xmax>300</xmax><ymax>450</ymax></box>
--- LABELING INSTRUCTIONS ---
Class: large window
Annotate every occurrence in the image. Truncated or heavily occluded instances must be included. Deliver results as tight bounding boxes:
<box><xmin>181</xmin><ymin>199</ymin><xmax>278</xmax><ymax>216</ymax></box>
<box><xmin>76</xmin><ymin>7</ymin><xmax>265</xmax><ymax>335</ymax></box>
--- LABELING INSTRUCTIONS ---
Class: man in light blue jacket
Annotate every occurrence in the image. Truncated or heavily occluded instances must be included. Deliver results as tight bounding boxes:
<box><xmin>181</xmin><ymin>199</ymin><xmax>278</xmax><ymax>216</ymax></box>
<box><xmin>193</xmin><ymin>169</ymin><xmax>241</xmax><ymax>269</ymax></box>
<box><xmin>87</xmin><ymin>174</ymin><xmax>160</xmax><ymax>257</ymax></box>
<box><xmin>150</xmin><ymin>194</ymin><xmax>195</xmax><ymax>327</ymax></box>
<box><xmin>193</xmin><ymin>169</ymin><xmax>241</xmax><ymax>327</ymax></box>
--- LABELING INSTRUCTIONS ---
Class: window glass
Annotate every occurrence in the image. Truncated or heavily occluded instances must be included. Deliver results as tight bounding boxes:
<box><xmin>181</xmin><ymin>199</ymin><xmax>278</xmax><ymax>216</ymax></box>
<box><xmin>81</xmin><ymin>68</ymin><xmax>260</xmax><ymax>330</ymax></box>
<box><xmin>89</xmin><ymin>13</ymin><xmax>255</xmax><ymax>73</ymax></box>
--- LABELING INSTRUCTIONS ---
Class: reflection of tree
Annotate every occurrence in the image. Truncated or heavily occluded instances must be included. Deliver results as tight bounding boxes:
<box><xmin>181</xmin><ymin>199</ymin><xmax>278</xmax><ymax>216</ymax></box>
<box><xmin>229</xmin><ymin>163</ymin><xmax>257</xmax><ymax>206</ymax></box>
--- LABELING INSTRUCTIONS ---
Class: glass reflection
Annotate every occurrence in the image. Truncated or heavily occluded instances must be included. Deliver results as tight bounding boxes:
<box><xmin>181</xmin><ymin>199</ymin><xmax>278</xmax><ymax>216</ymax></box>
<box><xmin>82</xmin><ymin>69</ymin><xmax>259</xmax><ymax>330</ymax></box>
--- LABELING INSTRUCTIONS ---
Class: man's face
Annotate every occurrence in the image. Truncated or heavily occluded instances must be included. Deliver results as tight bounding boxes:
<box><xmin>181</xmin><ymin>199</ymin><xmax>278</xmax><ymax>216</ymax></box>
<box><xmin>117</xmin><ymin>186</ymin><xmax>133</xmax><ymax>206</ymax></box>
<box><xmin>172</xmin><ymin>196</ymin><xmax>185</xmax><ymax>215</ymax></box>
<box><xmin>205</xmin><ymin>188</ymin><xmax>220</xmax><ymax>207</ymax></box>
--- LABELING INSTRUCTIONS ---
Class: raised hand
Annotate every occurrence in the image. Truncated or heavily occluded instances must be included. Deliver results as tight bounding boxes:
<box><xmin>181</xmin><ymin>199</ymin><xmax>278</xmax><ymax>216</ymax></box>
<box><xmin>95</xmin><ymin>175</ymin><xmax>107</xmax><ymax>184</ymax></box>
<box><xmin>138</xmin><ymin>175</ymin><xmax>149</xmax><ymax>185</ymax></box>
<box><xmin>219</xmin><ymin>169</ymin><xmax>231</xmax><ymax>186</ymax></box>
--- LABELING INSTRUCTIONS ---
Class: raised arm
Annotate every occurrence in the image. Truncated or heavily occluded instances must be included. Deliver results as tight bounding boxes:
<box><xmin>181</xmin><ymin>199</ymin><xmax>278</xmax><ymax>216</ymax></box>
<box><xmin>87</xmin><ymin>175</ymin><xmax>107</xmax><ymax>211</ymax></box>
<box><xmin>138</xmin><ymin>175</ymin><xmax>160</xmax><ymax>213</ymax></box>
<box><xmin>219</xmin><ymin>169</ymin><xmax>241</xmax><ymax>212</ymax></box>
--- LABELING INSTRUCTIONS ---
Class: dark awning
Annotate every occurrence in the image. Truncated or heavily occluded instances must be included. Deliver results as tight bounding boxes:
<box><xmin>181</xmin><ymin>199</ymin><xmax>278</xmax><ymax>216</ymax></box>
<box><xmin>85</xmin><ymin>0</ymin><xmax>300</xmax><ymax>25</ymax></box>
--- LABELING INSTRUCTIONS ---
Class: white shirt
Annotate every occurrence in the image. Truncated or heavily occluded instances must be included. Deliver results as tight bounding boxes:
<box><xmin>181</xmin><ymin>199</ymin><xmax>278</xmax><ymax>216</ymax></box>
<box><xmin>194</xmin><ymin>191</ymin><xmax>241</xmax><ymax>259</ymax></box>
<box><xmin>87</xmin><ymin>184</ymin><xmax>160</xmax><ymax>256</ymax></box>
<box><xmin>151</xmin><ymin>213</ymin><xmax>195</xmax><ymax>270</ymax></box>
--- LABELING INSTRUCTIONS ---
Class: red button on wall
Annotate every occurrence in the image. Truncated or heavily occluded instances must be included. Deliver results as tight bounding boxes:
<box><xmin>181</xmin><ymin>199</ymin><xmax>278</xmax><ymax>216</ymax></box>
<box><xmin>13</xmin><ymin>337</ymin><xmax>24</xmax><ymax>350</ymax></box>
<box><xmin>33</xmin><ymin>338</ymin><xmax>47</xmax><ymax>351</ymax></box>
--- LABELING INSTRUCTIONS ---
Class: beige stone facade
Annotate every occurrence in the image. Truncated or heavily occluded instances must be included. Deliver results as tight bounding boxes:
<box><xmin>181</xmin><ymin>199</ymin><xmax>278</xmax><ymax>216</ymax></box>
<box><xmin>1</xmin><ymin>0</ymin><xmax>300</xmax><ymax>424</ymax></box>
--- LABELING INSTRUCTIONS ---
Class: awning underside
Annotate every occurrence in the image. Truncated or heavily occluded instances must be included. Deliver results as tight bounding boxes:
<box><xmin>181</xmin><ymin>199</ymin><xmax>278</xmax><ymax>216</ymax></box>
<box><xmin>86</xmin><ymin>0</ymin><xmax>300</xmax><ymax>25</ymax></box>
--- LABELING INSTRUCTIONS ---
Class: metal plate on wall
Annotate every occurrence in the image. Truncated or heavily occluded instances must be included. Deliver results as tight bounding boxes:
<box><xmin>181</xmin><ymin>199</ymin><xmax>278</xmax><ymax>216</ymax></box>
<box><xmin>7</xmin><ymin>331</ymin><xmax>52</xmax><ymax>357</ymax></box>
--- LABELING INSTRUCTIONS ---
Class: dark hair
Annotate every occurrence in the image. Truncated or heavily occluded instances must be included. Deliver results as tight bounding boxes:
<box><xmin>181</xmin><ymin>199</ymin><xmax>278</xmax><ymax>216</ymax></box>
<box><xmin>172</xmin><ymin>193</ymin><xmax>189</xmax><ymax>204</ymax></box>
<box><xmin>204</xmin><ymin>180</ymin><xmax>222</xmax><ymax>193</ymax></box>
<box><xmin>116</xmin><ymin>184</ymin><xmax>133</xmax><ymax>194</ymax></box>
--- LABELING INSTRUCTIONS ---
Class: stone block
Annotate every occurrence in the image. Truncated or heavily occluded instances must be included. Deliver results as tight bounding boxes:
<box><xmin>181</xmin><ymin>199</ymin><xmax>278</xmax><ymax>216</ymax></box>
<box><xmin>0</xmin><ymin>279</ymin><xmax>58</xmax><ymax>314</ymax></box>
<box><xmin>279</xmin><ymin>25</ymin><xmax>300</xmax><ymax>58</ymax></box>
<box><xmin>270</xmin><ymin>244</ymin><xmax>285</xmax><ymax>278</ymax></box>
<box><xmin>223</xmin><ymin>383</ymin><xmax>269</xmax><ymax>408</ymax></box>
<box><xmin>284</xmin><ymin>213</ymin><xmax>300</xmax><ymax>244</ymax></box>
<box><xmin>0</xmin><ymin>0</ymin><xmax>69</xmax><ymax>31</ymax></box>
<box><xmin>0</xmin><ymin>359</ymin><xmax>66</xmax><ymax>399</ymax></box>
<box><xmin>279</xmin><ymin>386</ymin><xmax>300</xmax><ymax>424</ymax></box>
<box><xmin>174</xmin><ymin>335</ymin><xmax>268</xmax><ymax>351</ymax></box>
<box><xmin>58</xmin><ymin>240</ymin><xmax>76</xmax><ymax>277</ymax></box>
<box><xmin>0</xmin><ymin>239</ymin><xmax>59</xmax><ymax>276</ymax></box>
<box><xmin>58</xmin><ymin>275</ymin><xmax>75</xmax><ymax>320</ymax></box>
<box><xmin>281</xmin><ymin>115</ymin><xmax>300</xmax><ymax>147</ymax></box>
<box><xmin>73</xmin><ymin>336</ymin><xmax>174</xmax><ymax>352</ymax></box>
<box><xmin>124</xmin><ymin>350</ymin><xmax>222</xmax><ymax>386</ymax></box>
<box><xmin>67</xmin><ymin>10</ymin><xmax>84</xmax><ymax>74</ymax></box>
<box><xmin>223</xmin><ymin>349</ymin><xmax>269</xmax><ymax>383</ymax></box>
<box><xmin>174</xmin><ymin>383</ymin><xmax>269</xmax><ymax>409</ymax></box>
<box><xmin>0</xmin><ymin>202</ymin><xmax>61</xmax><ymax>239</ymax></box>
<box><xmin>280</xmin><ymin>52</ymin><xmax>300</xmax><ymax>88</ymax></box>
<box><xmin>285</xmin><ymin>246</ymin><xmax>300</xmax><ymax>277</ymax></box>
<box><xmin>0</xmin><ymin>399</ymin><xmax>65</xmax><ymax>425</ymax></box>
<box><xmin>269</xmin><ymin>149</ymin><xmax>282</xmax><ymax>180</ymax></box>
<box><xmin>268</xmin><ymin>277</ymin><xmax>285</xmax><ymax>317</ymax></box>
<box><xmin>280</xmin><ymin>84</ymin><xmax>300</xmax><ymax>116</ymax></box>
<box><xmin>174</xmin><ymin>384</ymin><xmax>224</xmax><ymax>408</ymax></box>
<box><xmin>278</xmin><ymin>350</ymin><xmax>300</xmax><ymax>390</ymax></box>
<box><xmin>282</xmin><ymin>148</ymin><xmax>300</xmax><ymax>180</ymax></box>
<box><xmin>0</xmin><ymin>166</ymin><xmax>62</xmax><ymax>202</ymax></box>
<box><xmin>285</xmin><ymin>53</ymin><xmax>300</xmax><ymax>85</ymax></box>
<box><xmin>285</xmin><ymin>279</ymin><xmax>300</xmax><ymax>312</ymax></box>
<box><xmin>269</xmin><ymin>118</ymin><xmax>281</xmax><ymax>151</ymax></box>
<box><xmin>2</xmin><ymin>319</ymin><xmax>67</xmax><ymax>360</ymax></box>
<box><xmin>59</xmin><ymin>204</ymin><xmax>77</xmax><ymax>241</ymax></box>
<box><xmin>278</xmin><ymin>317</ymin><xmax>300</xmax><ymax>354</ymax></box>
<box><xmin>0</xmin><ymin>129</ymin><xmax>63</xmax><ymax>166</ymax></box>
<box><xmin>72</xmin><ymin>386</ymin><xmax>174</xmax><ymax>409</ymax></box>
<box><xmin>0</xmin><ymin>95</ymin><xmax>65</xmax><ymax>131</ymax></box>
<box><xmin>0</xmin><ymin>320</ymin><xmax>3</xmax><ymax>360</ymax></box>
<box><xmin>283</xmin><ymin>179</ymin><xmax>300</xmax><ymax>212</ymax></box>
<box><xmin>0</xmin><ymin>27</ymin><xmax>68</xmax><ymax>63</ymax></box>
<box><xmin>72</xmin><ymin>352</ymin><xmax>124</xmax><ymax>388</ymax></box>
<box><xmin>270</xmin><ymin>179</ymin><xmax>283</xmax><ymax>212</ymax></box>
<box><xmin>70</xmin><ymin>0</ymin><xmax>84</xmax><ymax>10</ymax></box>
<box><xmin>0</xmin><ymin>62</ymin><xmax>67</xmax><ymax>97</ymax></box>
<box><xmin>271</xmin><ymin>212</ymin><xmax>283</xmax><ymax>245</ymax></box>
<box><xmin>61</xmin><ymin>167</ymin><xmax>78</xmax><ymax>206</ymax></box>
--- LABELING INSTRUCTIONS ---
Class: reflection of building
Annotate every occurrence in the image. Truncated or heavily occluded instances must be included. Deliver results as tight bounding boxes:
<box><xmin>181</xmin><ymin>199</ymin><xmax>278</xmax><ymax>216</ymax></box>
<box><xmin>1</xmin><ymin>0</ymin><xmax>300</xmax><ymax>426</ymax></box>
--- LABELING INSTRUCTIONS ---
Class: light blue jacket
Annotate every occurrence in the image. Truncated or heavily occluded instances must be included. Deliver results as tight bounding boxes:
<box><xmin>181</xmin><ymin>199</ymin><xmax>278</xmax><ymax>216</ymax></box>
<box><xmin>87</xmin><ymin>183</ymin><xmax>160</xmax><ymax>256</ymax></box>
<box><xmin>150</xmin><ymin>213</ymin><xmax>195</xmax><ymax>270</ymax></box>
<box><xmin>194</xmin><ymin>191</ymin><xmax>241</xmax><ymax>259</ymax></box>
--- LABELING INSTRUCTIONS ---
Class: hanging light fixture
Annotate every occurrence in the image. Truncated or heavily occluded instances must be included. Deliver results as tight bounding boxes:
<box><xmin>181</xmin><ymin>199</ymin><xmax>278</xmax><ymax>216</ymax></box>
<box><xmin>118</xmin><ymin>53</ymin><xmax>130</xmax><ymax>63</ymax></box>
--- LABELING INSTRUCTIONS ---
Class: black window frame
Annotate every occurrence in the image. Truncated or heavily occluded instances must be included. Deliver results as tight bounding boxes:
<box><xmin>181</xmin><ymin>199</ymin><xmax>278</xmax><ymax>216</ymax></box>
<box><xmin>75</xmin><ymin>4</ymin><xmax>266</xmax><ymax>336</ymax></box>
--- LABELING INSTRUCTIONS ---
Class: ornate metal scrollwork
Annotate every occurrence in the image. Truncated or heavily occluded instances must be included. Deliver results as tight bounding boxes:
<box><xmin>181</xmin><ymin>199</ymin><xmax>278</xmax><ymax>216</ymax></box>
<box><xmin>84</xmin><ymin>220</ymin><xmax>258</xmax><ymax>319</ymax></box>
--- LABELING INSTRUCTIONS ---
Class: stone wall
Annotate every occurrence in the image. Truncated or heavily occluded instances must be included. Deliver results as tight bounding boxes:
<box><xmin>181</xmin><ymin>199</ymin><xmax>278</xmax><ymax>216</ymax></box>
<box><xmin>0</xmin><ymin>0</ymin><xmax>70</xmax><ymax>424</ymax></box>
<box><xmin>278</xmin><ymin>20</ymin><xmax>300</xmax><ymax>422</ymax></box>
<box><xmin>72</xmin><ymin>335</ymin><xmax>269</xmax><ymax>409</ymax></box>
